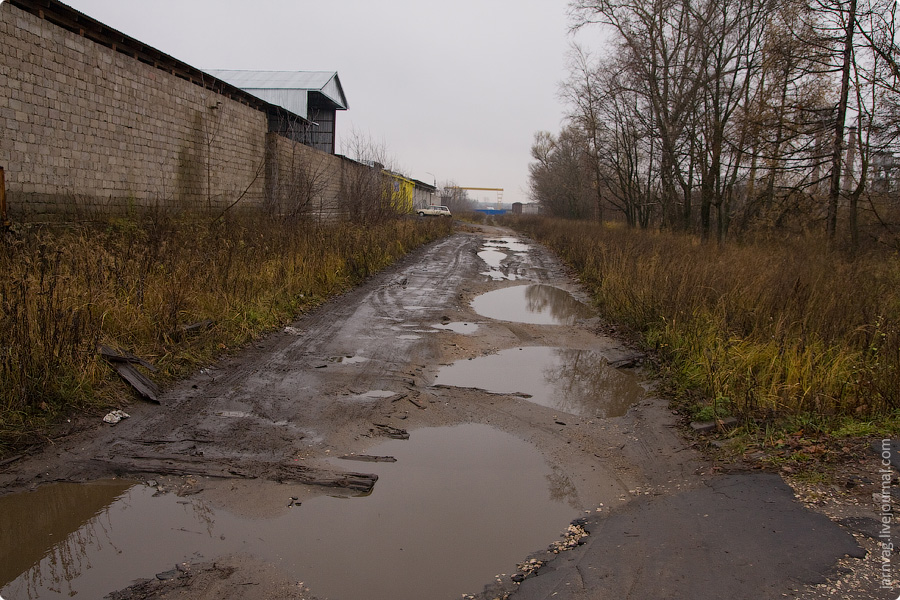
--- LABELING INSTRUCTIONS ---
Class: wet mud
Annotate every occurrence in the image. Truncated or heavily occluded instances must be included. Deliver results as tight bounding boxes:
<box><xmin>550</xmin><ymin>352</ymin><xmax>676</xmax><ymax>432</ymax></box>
<box><xmin>0</xmin><ymin>225</ymin><xmax>874</xmax><ymax>600</ymax></box>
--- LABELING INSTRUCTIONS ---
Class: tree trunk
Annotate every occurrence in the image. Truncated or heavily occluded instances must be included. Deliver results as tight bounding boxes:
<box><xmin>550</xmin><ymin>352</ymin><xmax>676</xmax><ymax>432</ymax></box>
<box><xmin>827</xmin><ymin>0</ymin><xmax>857</xmax><ymax>240</ymax></box>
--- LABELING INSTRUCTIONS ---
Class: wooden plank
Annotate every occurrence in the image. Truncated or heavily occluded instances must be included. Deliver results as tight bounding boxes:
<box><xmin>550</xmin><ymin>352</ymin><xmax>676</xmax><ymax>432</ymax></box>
<box><xmin>110</xmin><ymin>362</ymin><xmax>160</xmax><ymax>404</ymax></box>
<box><xmin>372</xmin><ymin>423</ymin><xmax>409</xmax><ymax>440</ymax></box>
<box><xmin>177</xmin><ymin>319</ymin><xmax>214</xmax><ymax>338</ymax></box>
<box><xmin>99</xmin><ymin>345</ymin><xmax>157</xmax><ymax>372</ymax></box>
<box><xmin>338</xmin><ymin>455</ymin><xmax>397</xmax><ymax>463</ymax></box>
<box><xmin>80</xmin><ymin>456</ymin><xmax>379</xmax><ymax>493</ymax></box>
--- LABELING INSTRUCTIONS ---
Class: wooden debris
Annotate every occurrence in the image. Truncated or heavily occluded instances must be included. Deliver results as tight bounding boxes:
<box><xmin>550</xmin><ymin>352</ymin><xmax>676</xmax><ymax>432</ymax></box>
<box><xmin>100</xmin><ymin>345</ymin><xmax>157</xmax><ymax>372</ymax></box>
<box><xmin>338</xmin><ymin>454</ymin><xmax>397</xmax><ymax>463</ymax></box>
<box><xmin>109</xmin><ymin>361</ymin><xmax>161</xmax><ymax>404</ymax></box>
<box><xmin>372</xmin><ymin>423</ymin><xmax>410</xmax><ymax>440</ymax></box>
<box><xmin>274</xmin><ymin>464</ymin><xmax>378</xmax><ymax>492</ymax></box>
<box><xmin>608</xmin><ymin>354</ymin><xmax>646</xmax><ymax>369</ymax></box>
<box><xmin>79</xmin><ymin>456</ymin><xmax>253</xmax><ymax>480</ymax></box>
<box><xmin>690</xmin><ymin>417</ymin><xmax>739</xmax><ymax>433</ymax></box>
<box><xmin>0</xmin><ymin>454</ymin><xmax>24</xmax><ymax>468</ymax></box>
<box><xmin>176</xmin><ymin>319</ymin><xmax>214</xmax><ymax>339</ymax></box>
<box><xmin>79</xmin><ymin>456</ymin><xmax>379</xmax><ymax>493</ymax></box>
<box><xmin>100</xmin><ymin>345</ymin><xmax>161</xmax><ymax>403</ymax></box>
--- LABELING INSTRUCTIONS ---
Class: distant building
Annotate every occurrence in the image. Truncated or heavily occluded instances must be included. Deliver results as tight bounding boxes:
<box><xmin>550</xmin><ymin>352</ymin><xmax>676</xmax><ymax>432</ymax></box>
<box><xmin>208</xmin><ymin>70</ymin><xmax>349</xmax><ymax>155</ymax></box>
<box><xmin>384</xmin><ymin>171</ymin><xmax>414</xmax><ymax>214</ymax></box>
<box><xmin>872</xmin><ymin>151</ymin><xmax>900</xmax><ymax>193</ymax></box>
<box><xmin>0</xmin><ymin>0</ymin><xmax>377</xmax><ymax>219</ymax></box>
<box><xmin>411</xmin><ymin>179</ymin><xmax>437</xmax><ymax>208</ymax></box>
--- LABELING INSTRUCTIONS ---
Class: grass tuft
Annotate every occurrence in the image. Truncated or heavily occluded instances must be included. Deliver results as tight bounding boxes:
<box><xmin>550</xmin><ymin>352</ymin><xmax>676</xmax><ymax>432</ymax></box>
<box><xmin>0</xmin><ymin>212</ymin><xmax>451</xmax><ymax>455</ymax></box>
<box><xmin>510</xmin><ymin>216</ymin><xmax>900</xmax><ymax>428</ymax></box>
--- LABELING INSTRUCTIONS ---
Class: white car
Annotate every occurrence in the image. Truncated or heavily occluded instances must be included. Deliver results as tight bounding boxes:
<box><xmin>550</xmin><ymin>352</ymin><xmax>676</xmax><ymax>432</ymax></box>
<box><xmin>417</xmin><ymin>205</ymin><xmax>452</xmax><ymax>217</ymax></box>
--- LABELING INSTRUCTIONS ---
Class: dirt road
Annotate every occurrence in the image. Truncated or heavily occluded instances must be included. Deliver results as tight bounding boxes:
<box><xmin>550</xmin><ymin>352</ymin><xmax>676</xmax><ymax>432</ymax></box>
<box><xmin>0</xmin><ymin>224</ymin><xmax>890</xmax><ymax>599</ymax></box>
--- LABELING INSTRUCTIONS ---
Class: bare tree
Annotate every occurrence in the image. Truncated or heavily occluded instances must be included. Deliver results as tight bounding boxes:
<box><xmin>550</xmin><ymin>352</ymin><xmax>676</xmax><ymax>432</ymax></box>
<box><xmin>560</xmin><ymin>44</ymin><xmax>609</xmax><ymax>222</ymax></box>
<box><xmin>528</xmin><ymin>127</ymin><xmax>596</xmax><ymax>219</ymax></box>
<box><xmin>572</xmin><ymin>0</ymin><xmax>710</xmax><ymax>229</ymax></box>
<box><xmin>557</xmin><ymin>0</ymin><xmax>899</xmax><ymax>245</ymax></box>
<box><xmin>437</xmin><ymin>182</ymin><xmax>473</xmax><ymax>213</ymax></box>
<box><xmin>340</xmin><ymin>128</ymin><xmax>398</xmax><ymax>223</ymax></box>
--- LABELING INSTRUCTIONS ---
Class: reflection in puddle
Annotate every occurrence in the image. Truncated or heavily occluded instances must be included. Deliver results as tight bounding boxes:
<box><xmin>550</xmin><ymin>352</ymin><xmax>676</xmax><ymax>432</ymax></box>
<box><xmin>1</xmin><ymin>426</ymin><xmax>576</xmax><ymax>600</ymax></box>
<box><xmin>338</xmin><ymin>355</ymin><xmax>369</xmax><ymax>364</ymax></box>
<box><xmin>434</xmin><ymin>347</ymin><xmax>645</xmax><ymax>417</ymax></box>
<box><xmin>472</xmin><ymin>284</ymin><xmax>593</xmax><ymax>325</ymax></box>
<box><xmin>478</xmin><ymin>240</ymin><xmax>524</xmax><ymax>281</ymax></box>
<box><xmin>216</xmin><ymin>410</ymin><xmax>251</xmax><ymax>418</ymax></box>
<box><xmin>478</xmin><ymin>249</ymin><xmax>507</xmax><ymax>268</ymax></box>
<box><xmin>484</xmin><ymin>237</ymin><xmax>530</xmax><ymax>253</ymax></box>
<box><xmin>354</xmin><ymin>389</ymin><xmax>399</xmax><ymax>399</ymax></box>
<box><xmin>432</xmin><ymin>321</ymin><xmax>480</xmax><ymax>334</ymax></box>
<box><xmin>0</xmin><ymin>480</ymin><xmax>134</xmax><ymax>596</ymax></box>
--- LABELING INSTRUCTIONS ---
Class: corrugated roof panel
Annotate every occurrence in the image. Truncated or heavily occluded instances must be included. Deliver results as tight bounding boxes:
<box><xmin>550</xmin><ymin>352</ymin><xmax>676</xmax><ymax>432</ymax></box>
<box><xmin>204</xmin><ymin>70</ymin><xmax>348</xmax><ymax>115</ymax></box>
<box><xmin>207</xmin><ymin>70</ymin><xmax>333</xmax><ymax>89</ymax></box>
<box><xmin>320</xmin><ymin>76</ymin><xmax>348</xmax><ymax>110</ymax></box>
<box><xmin>241</xmin><ymin>88</ymin><xmax>308</xmax><ymax>119</ymax></box>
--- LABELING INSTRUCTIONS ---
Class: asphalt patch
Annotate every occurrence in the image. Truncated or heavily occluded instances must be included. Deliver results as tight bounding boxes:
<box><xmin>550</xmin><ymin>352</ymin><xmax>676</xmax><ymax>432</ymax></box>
<box><xmin>512</xmin><ymin>472</ymin><xmax>865</xmax><ymax>600</ymax></box>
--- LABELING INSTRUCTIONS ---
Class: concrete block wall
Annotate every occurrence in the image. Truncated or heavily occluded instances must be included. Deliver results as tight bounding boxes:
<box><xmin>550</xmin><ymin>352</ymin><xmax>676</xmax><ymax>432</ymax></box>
<box><xmin>265</xmin><ymin>133</ymin><xmax>349</xmax><ymax>221</ymax></box>
<box><xmin>0</xmin><ymin>2</ymin><xmax>356</xmax><ymax>221</ymax></box>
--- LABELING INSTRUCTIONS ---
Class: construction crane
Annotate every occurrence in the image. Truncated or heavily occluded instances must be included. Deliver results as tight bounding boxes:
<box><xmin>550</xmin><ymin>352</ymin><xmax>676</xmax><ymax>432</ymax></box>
<box><xmin>446</xmin><ymin>187</ymin><xmax>504</xmax><ymax>208</ymax></box>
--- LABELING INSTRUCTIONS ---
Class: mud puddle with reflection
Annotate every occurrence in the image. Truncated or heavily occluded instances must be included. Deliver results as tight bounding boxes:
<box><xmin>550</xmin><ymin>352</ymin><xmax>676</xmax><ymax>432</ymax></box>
<box><xmin>432</xmin><ymin>321</ymin><xmax>480</xmax><ymax>334</ymax></box>
<box><xmin>478</xmin><ymin>237</ymin><xmax>530</xmax><ymax>281</ymax></box>
<box><xmin>0</xmin><ymin>424</ymin><xmax>577</xmax><ymax>600</ymax></box>
<box><xmin>478</xmin><ymin>248</ymin><xmax>507</xmax><ymax>269</ymax></box>
<box><xmin>434</xmin><ymin>347</ymin><xmax>645</xmax><ymax>417</ymax></box>
<box><xmin>484</xmin><ymin>237</ymin><xmax>530</xmax><ymax>253</ymax></box>
<box><xmin>472</xmin><ymin>284</ymin><xmax>593</xmax><ymax>325</ymax></box>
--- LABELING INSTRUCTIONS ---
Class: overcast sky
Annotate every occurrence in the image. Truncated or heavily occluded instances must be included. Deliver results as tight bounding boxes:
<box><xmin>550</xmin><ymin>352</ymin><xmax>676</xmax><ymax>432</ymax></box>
<box><xmin>56</xmin><ymin>0</ymin><xmax>591</xmax><ymax>206</ymax></box>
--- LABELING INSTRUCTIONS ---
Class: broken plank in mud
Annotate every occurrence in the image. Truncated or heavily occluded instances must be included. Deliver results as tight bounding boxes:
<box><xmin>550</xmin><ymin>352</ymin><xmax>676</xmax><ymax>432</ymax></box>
<box><xmin>78</xmin><ymin>456</ymin><xmax>254</xmax><ymax>480</ymax></box>
<box><xmin>109</xmin><ymin>362</ymin><xmax>161</xmax><ymax>403</ymax></box>
<box><xmin>100</xmin><ymin>345</ymin><xmax>161</xmax><ymax>403</ymax></box>
<box><xmin>372</xmin><ymin>423</ymin><xmax>410</xmax><ymax>440</ymax></box>
<box><xmin>175</xmin><ymin>319</ymin><xmax>215</xmax><ymax>339</ymax></box>
<box><xmin>76</xmin><ymin>456</ymin><xmax>379</xmax><ymax>493</ymax></box>
<box><xmin>99</xmin><ymin>345</ymin><xmax>158</xmax><ymax>371</ymax></box>
<box><xmin>338</xmin><ymin>455</ymin><xmax>398</xmax><ymax>463</ymax></box>
<box><xmin>274</xmin><ymin>464</ymin><xmax>378</xmax><ymax>492</ymax></box>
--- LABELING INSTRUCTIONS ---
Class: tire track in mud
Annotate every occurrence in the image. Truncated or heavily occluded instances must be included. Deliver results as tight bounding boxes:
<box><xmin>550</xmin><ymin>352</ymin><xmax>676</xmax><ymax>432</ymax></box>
<box><xmin>0</xmin><ymin>225</ymin><xmax>873</xmax><ymax>600</ymax></box>
<box><xmin>0</xmin><ymin>232</ymin><xmax>486</xmax><ymax>492</ymax></box>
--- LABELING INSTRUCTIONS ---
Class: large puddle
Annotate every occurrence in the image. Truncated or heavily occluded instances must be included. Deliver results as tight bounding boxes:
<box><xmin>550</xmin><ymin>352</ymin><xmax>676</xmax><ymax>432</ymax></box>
<box><xmin>0</xmin><ymin>424</ymin><xmax>577</xmax><ymax>600</ymax></box>
<box><xmin>434</xmin><ymin>347</ymin><xmax>645</xmax><ymax>417</ymax></box>
<box><xmin>472</xmin><ymin>284</ymin><xmax>593</xmax><ymax>325</ymax></box>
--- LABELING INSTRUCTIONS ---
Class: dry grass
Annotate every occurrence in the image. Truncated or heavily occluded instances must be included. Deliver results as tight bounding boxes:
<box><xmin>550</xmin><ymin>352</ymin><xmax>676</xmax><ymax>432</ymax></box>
<box><xmin>511</xmin><ymin>217</ymin><xmax>900</xmax><ymax>422</ymax></box>
<box><xmin>0</xmin><ymin>212</ymin><xmax>451</xmax><ymax>453</ymax></box>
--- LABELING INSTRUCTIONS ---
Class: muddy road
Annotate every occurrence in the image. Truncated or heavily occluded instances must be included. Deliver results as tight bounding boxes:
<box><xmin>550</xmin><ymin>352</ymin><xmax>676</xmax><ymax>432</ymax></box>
<box><xmin>0</xmin><ymin>224</ymin><xmax>883</xmax><ymax>599</ymax></box>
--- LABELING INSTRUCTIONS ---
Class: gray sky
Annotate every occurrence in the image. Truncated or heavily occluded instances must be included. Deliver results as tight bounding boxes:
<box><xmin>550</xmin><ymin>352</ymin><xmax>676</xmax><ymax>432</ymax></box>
<box><xmin>59</xmin><ymin>0</ymin><xmax>581</xmax><ymax>206</ymax></box>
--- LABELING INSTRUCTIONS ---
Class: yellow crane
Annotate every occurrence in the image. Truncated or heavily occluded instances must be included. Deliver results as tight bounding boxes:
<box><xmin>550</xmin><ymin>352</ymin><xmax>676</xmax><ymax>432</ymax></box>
<box><xmin>446</xmin><ymin>187</ymin><xmax>504</xmax><ymax>207</ymax></box>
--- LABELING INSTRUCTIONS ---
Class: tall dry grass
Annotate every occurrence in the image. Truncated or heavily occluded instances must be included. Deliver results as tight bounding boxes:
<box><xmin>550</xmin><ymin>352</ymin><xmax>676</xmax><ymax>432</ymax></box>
<box><xmin>512</xmin><ymin>217</ymin><xmax>900</xmax><ymax>420</ymax></box>
<box><xmin>0</xmin><ymin>212</ymin><xmax>450</xmax><ymax>451</ymax></box>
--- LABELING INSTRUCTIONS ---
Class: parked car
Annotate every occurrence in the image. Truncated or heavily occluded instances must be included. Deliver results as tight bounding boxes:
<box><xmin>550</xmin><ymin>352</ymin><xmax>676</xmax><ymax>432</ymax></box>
<box><xmin>417</xmin><ymin>205</ymin><xmax>452</xmax><ymax>217</ymax></box>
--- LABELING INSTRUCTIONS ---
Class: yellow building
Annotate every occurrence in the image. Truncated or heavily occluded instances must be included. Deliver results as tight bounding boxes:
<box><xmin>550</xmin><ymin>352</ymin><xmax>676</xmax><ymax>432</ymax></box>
<box><xmin>384</xmin><ymin>171</ymin><xmax>414</xmax><ymax>214</ymax></box>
